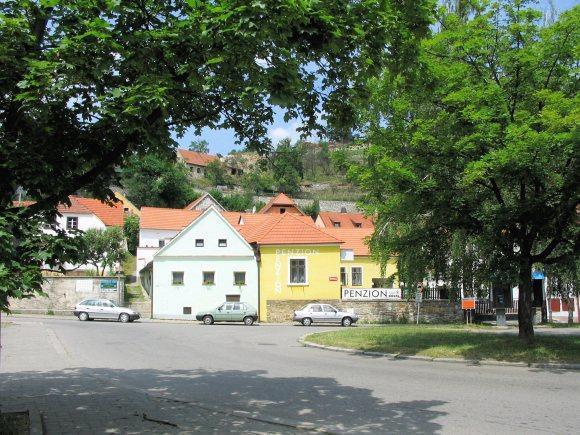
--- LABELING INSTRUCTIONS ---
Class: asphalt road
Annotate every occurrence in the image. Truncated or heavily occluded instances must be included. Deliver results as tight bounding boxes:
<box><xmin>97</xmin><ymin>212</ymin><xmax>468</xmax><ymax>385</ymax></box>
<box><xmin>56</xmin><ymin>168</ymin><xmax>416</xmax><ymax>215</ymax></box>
<box><xmin>1</xmin><ymin>316</ymin><xmax>579</xmax><ymax>434</ymax></box>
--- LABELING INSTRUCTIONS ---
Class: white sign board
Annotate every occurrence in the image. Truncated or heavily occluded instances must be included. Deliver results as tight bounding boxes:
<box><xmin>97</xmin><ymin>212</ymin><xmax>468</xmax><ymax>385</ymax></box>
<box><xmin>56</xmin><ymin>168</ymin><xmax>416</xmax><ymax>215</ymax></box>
<box><xmin>342</xmin><ymin>288</ymin><xmax>402</xmax><ymax>301</ymax></box>
<box><xmin>75</xmin><ymin>279</ymin><xmax>93</xmax><ymax>293</ymax></box>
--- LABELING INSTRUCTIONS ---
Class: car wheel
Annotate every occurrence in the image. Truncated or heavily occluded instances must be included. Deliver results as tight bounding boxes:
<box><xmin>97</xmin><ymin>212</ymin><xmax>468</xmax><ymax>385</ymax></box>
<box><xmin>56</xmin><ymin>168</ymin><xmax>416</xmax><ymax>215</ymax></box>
<box><xmin>78</xmin><ymin>312</ymin><xmax>89</xmax><ymax>321</ymax></box>
<box><xmin>119</xmin><ymin>313</ymin><xmax>130</xmax><ymax>323</ymax></box>
<box><xmin>203</xmin><ymin>315</ymin><xmax>214</xmax><ymax>325</ymax></box>
<box><xmin>341</xmin><ymin>317</ymin><xmax>352</xmax><ymax>327</ymax></box>
<box><xmin>243</xmin><ymin>316</ymin><xmax>254</xmax><ymax>326</ymax></box>
<box><xmin>302</xmin><ymin>317</ymin><xmax>312</xmax><ymax>326</ymax></box>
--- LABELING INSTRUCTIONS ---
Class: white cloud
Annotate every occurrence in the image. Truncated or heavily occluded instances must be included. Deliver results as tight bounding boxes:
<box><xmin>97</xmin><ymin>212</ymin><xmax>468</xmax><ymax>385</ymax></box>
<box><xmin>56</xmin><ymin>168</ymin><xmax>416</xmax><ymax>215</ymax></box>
<box><xmin>268</xmin><ymin>120</ymin><xmax>304</xmax><ymax>143</ymax></box>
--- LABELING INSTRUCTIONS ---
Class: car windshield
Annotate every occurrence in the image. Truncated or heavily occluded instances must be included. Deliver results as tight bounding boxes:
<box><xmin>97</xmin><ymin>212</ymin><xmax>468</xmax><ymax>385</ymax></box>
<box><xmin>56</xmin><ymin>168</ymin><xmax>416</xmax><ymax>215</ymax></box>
<box><xmin>299</xmin><ymin>305</ymin><xmax>310</xmax><ymax>311</ymax></box>
<box><xmin>107</xmin><ymin>300</ymin><xmax>117</xmax><ymax>307</ymax></box>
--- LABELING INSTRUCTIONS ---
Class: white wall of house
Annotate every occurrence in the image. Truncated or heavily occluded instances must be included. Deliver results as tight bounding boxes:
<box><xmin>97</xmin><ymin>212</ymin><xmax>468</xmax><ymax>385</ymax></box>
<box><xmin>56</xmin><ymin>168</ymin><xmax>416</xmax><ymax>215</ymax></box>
<box><xmin>44</xmin><ymin>212</ymin><xmax>106</xmax><ymax>234</ymax></box>
<box><xmin>139</xmin><ymin>228</ymin><xmax>179</xmax><ymax>248</ymax></box>
<box><xmin>150</xmin><ymin>208</ymin><xmax>258</xmax><ymax>320</ymax></box>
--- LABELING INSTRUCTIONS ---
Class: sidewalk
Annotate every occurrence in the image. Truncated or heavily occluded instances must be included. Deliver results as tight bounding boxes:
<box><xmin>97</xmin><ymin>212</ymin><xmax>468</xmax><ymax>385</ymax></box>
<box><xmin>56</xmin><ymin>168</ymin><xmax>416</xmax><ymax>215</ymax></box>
<box><xmin>1</xmin><ymin>370</ymin><xmax>295</xmax><ymax>434</ymax></box>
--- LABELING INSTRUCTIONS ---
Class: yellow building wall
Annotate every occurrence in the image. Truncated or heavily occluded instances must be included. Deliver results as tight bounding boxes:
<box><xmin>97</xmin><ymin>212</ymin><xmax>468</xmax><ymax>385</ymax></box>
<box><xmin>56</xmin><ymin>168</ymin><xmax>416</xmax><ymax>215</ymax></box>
<box><xmin>258</xmin><ymin>245</ymin><xmax>341</xmax><ymax>320</ymax></box>
<box><xmin>340</xmin><ymin>256</ymin><xmax>398</xmax><ymax>288</ymax></box>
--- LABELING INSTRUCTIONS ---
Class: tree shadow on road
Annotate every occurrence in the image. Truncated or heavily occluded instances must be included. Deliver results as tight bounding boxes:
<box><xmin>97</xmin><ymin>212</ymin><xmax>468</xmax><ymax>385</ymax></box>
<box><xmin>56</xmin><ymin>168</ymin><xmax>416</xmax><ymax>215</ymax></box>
<box><xmin>1</xmin><ymin>367</ymin><xmax>447</xmax><ymax>433</ymax></box>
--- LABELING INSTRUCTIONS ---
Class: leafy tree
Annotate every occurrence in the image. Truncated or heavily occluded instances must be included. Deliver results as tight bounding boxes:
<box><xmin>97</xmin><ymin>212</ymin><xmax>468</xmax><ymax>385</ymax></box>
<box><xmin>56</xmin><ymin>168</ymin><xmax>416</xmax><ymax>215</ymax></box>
<box><xmin>77</xmin><ymin>227</ymin><xmax>126</xmax><ymax>276</ymax></box>
<box><xmin>545</xmin><ymin>255</ymin><xmax>579</xmax><ymax>325</ymax></box>
<box><xmin>208</xmin><ymin>189</ymin><xmax>255</xmax><ymax>212</ymax></box>
<box><xmin>302</xmin><ymin>199</ymin><xmax>320</xmax><ymax>220</ymax></box>
<box><xmin>331</xmin><ymin>149</ymin><xmax>350</xmax><ymax>173</ymax></box>
<box><xmin>353</xmin><ymin>2</ymin><xmax>579</xmax><ymax>342</ymax></box>
<box><xmin>123</xmin><ymin>214</ymin><xmax>140</xmax><ymax>255</ymax></box>
<box><xmin>205</xmin><ymin>160</ymin><xmax>233</xmax><ymax>187</ymax></box>
<box><xmin>121</xmin><ymin>154</ymin><xmax>198</xmax><ymax>208</ymax></box>
<box><xmin>271</xmin><ymin>139</ymin><xmax>303</xmax><ymax>194</ymax></box>
<box><xmin>0</xmin><ymin>0</ymin><xmax>434</xmax><ymax>311</ymax></box>
<box><xmin>241</xmin><ymin>170</ymin><xmax>275</xmax><ymax>195</ymax></box>
<box><xmin>189</xmin><ymin>140</ymin><xmax>210</xmax><ymax>153</ymax></box>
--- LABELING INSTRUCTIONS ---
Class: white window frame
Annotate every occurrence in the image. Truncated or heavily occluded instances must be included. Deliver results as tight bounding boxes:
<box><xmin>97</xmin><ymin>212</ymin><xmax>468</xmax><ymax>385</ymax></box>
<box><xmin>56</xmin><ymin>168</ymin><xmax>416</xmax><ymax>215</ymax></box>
<box><xmin>351</xmin><ymin>266</ymin><xmax>363</xmax><ymax>287</ymax></box>
<box><xmin>66</xmin><ymin>216</ymin><xmax>78</xmax><ymax>230</ymax></box>
<box><xmin>340</xmin><ymin>267</ymin><xmax>348</xmax><ymax>286</ymax></box>
<box><xmin>288</xmin><ymin>257</ymin><xmax>308</xmax><ymax>286</ymax></box>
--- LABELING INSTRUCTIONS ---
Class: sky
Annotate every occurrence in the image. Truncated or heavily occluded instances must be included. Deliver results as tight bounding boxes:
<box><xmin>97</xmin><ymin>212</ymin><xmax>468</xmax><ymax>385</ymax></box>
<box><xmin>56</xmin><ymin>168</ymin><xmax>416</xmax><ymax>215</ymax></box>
<box><xmin>175</xmin><ymin>0</ymin><xmax>579</xmax><ymax>156</ymax></box>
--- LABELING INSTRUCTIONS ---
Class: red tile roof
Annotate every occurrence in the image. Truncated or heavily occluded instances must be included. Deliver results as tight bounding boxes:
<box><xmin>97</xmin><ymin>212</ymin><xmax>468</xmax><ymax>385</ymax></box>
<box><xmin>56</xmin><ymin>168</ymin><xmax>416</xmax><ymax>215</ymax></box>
<box><xmin>317</xmin><ymin>211</ymin><xmax>374</xmax><ymax>229</ymax></box>
<box><xmin>242</xmin><ymin>212</ymin><xmax>342</xmax><ymax>245</ymax></box>
<box><xmin>140</xmin><ymin>206</ymin><xmax>339</xmax><ymax>246</ymax></box>
<box><xmin>324</xmin><ymin>228</ymin><xmax>374</xmax><ymax>255</ymax></box>
<box><xmin>141</xmin><ymin>207</ymin><xmax>202</xmax><ymax>230</ymax></box>
<box><xmin>71</xmin><ymin>196</ymin><xmax>124</xmax><ymax>226</ymax></box>
<box><xmin>13</xmin><ymin>196</ymin><xmax>123</xmax><ymax>226</ymax></box>
<box><xmin>177</xmin><ymin>149</ymin><xmax>218</xmax><ymax>167</ymax></box>
<box><xmin>258</xmin><ymin>193</ymin><xmax>305</xmax><ymax>215</ymax></box>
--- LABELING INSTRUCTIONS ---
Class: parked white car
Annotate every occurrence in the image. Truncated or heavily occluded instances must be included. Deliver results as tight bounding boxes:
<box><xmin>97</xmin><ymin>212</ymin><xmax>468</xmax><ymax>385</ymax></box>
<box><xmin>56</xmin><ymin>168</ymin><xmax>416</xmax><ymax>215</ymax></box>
<box><xmin>73</xmin><ymin>299</ymin><xmax>140</xmax><ymax>323</ymax></box>
<box><xmin>293</xmin><ymin>303</ymin><xmax>358</xmax><ymax>326</ymax></box>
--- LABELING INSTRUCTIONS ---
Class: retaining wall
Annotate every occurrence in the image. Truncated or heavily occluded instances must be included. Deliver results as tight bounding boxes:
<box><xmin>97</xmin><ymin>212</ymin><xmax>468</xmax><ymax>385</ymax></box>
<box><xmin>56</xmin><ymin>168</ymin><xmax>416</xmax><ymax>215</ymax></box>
<box><xmin>266</xmin><ymin>299</ymin><xmax>462</xmax><ymax>324</ymax></box>
<box><xmin>9</xmin><ymin>276</ymin><xmax>124</xmax><ymax>315</ymax></box>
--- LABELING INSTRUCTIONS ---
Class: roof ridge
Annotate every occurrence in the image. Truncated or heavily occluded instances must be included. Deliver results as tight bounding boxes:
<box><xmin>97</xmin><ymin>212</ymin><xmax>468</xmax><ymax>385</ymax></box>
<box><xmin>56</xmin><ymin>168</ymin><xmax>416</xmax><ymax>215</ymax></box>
<box><xmin>285</xmin><ymin>212</ymin><xmax>344</xmax><ymax>243</ymax></box>
<box><xmin>252</xmin><ymin>214</ymin><xmax>285</xmax><ymax>242</ymax></box>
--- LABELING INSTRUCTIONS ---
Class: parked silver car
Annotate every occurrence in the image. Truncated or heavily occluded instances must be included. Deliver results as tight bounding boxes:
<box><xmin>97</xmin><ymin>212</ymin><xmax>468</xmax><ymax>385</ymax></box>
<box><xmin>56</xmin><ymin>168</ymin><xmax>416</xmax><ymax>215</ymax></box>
<box><xmin>73</xmin><ymin>299</ymin><xmax>140</xmax><ymax>323</ymax></box>
<box><xmin>293</xmin><ymin>303</ymin><xmax>358</xmax><ymax>326</ymax></box>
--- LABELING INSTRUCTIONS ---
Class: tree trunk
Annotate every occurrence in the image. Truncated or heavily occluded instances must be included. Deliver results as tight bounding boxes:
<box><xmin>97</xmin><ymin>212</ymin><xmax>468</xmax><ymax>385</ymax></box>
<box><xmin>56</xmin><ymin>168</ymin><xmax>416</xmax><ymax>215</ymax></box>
<box><xmin>517</xmin><ymin>260</ymin><xmax>535</xmax><ymax>343</ymax></box>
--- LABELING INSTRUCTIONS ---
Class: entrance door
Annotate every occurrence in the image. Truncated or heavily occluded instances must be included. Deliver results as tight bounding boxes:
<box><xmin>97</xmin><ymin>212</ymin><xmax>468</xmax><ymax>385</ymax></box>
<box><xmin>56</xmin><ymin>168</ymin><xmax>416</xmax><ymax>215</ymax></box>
<box><xmin>226</xmin><ymin>294</ymin><xmax>240</xmax><ymax>302</ymax></box>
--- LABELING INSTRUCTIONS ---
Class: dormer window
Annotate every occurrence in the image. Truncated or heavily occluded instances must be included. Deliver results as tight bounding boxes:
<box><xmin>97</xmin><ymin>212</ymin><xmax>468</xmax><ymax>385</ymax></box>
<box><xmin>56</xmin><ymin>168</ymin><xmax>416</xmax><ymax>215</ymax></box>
<box><xmin>353</xmin><ymin>222</ymin><xmax>362</xmax><ymax>228</ymax></box>
<box><xmin>333</xmin><ymin>222</ymin><xmax>341</xmax><ymax>228</ymax></box>
<box><xmin>280</xmin><ymin>208</ymin><xmax>286</xmax><ymax>214</ymax></box>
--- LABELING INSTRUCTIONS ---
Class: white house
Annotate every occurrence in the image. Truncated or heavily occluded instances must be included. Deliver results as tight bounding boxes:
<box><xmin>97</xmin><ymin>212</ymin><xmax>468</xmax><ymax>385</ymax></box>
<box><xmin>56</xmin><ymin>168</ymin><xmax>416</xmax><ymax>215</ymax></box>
<box><xmin>140</xmin><ymin>207</ymin><xmax>259</xmax><ymax>320</ymax></box>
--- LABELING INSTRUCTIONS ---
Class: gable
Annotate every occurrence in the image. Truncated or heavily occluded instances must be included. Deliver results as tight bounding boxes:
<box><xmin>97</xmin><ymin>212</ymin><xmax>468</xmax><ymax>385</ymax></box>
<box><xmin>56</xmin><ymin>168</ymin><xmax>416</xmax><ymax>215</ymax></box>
<box><xmin>156</xmin><ymin>208</ymin><xmax>254</xmax><ymax>258</ymax></box>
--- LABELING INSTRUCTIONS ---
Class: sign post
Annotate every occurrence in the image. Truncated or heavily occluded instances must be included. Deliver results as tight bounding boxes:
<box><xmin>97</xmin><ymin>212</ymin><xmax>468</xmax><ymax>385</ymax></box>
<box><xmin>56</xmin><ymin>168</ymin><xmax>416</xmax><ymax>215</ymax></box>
<box><xmin>461</xmin><ymin>298</ymin><xmax>476</xmax><ymax>324</ymax></box>
<box><xmin>415</xmin><ymin>284</ymin><xmax>423</xmax><ymax>325</ymax></box>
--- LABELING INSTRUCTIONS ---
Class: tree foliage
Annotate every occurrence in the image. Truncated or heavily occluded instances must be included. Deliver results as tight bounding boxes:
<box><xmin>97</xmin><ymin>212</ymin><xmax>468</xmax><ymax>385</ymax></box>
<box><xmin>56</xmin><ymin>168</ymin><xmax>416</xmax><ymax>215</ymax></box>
<box><xmin>121</xmin><ymin>153</ymin><xmax>198</xmax><ymax>208</ymax></box>
<box><xmin>188</xmin><ymin>139</ymin><xmax>210</xmax><ymax>153</ymax></box>
<box><xmin>271</xmin><ymin>139</ymin><xmax>303</xmax><ymax>194</ymax></box>
<box><xmin>0</xmin><ymin>0</ymin><xmax>434</xmax><ymax>310</ymax></box>
<box><xmin>204</xmin><ymin>160</ymin><xmax>233</xmax><ymax>187</ymax></box>
<box><xmin>77</xmin><ymin>227</ymin><xmax>126</xmax><ymax>276</ymax></box>
<box><xmin>353</xmin><ymin>1</ymin><xmax>579</xmax><ymax>341</ymax></box>
<box><xmin>123</xmin><ymin>214</ymin><xmax>139</xmax><ymax>256</ymax></box>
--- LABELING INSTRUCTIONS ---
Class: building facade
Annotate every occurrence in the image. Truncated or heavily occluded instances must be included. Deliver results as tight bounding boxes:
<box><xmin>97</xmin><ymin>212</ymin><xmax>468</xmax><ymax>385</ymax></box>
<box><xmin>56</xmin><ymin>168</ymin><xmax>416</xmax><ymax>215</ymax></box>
<box><xmin>141</xmin><ymin>207</ymin><xmax>259</xmax><ymax>319</ymax></box>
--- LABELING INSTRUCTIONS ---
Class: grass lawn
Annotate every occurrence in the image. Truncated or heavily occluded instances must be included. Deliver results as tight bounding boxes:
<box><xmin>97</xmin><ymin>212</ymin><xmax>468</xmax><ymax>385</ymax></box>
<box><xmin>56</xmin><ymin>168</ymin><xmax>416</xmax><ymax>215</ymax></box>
<box><xmin>543</xmin><ymin>322</ymin><xmax>580</xmax><ymax>328</ymax></box>
<box><xmin>304</xmin><ymin>325</ymin><xmax>580</xmax><ymax>364</ymax></box>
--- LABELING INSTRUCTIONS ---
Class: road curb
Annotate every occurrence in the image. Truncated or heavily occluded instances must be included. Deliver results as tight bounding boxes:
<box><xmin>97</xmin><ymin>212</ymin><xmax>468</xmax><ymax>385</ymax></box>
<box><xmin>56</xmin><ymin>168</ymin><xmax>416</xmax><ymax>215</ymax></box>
<box><xmin>298</xmin><ymin>334</ymin><xmax>580</xmax><ymax>370</ymax></box>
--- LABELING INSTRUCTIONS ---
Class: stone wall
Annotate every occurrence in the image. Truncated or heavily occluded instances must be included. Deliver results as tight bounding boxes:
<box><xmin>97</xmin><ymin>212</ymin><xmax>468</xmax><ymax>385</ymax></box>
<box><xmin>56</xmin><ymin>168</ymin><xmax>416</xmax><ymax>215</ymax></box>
<box><xmin>254</xmin><ymin>196</ymin><xmax>359</xmax><ymax>213</ymax></box>
<box><xmin>9</xmin><ymin>276</ymin><xmax>124</xmax><ymax>315</ymax></box>
<box><xmin>266</xmin><ymin>299</ymin><xmax>462</xmax><ymax>324</ymax></box>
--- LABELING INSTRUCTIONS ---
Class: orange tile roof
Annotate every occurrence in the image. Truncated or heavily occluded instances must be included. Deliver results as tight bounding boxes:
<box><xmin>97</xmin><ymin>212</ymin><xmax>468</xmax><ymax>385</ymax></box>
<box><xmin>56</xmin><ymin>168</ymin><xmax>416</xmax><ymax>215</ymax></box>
<box><xmin>141</xmin><ymin>206</ymin><xmax>338</xmax><ymax>246</ymax></box>
<box><xmin>13</xmin><ymin>196</ymin><xmax>124</xmax><ymax>226</ymax></box>
<box><xmin>324</xmin><ymin>228</ymin><xmax>374</xmax><ymax>255</ymax></box>
<box><xmin>178</xmin><ymin>149</ymin><xmax>218</xmax><ymax>167</ymax></box>
<box><xmin>318</xmin><ymin>211</ymin><xmax>374</xmax><ymax>229</ymax></box>
<box><xmin>72</xmin><ymin>196</ymin><xmax>124</xmax><ymax>226</ymax></box>
<box><xmin>243</xmin><ymin>212</ymin><xmax>343</xmax><ymax>245</ymax></box>
<box><xmin>258</xmin><ymin>193</ymin><xmax>305</xmax><ymax>215</ymax></box>
<box><xmin>141</xmin><ymin>207</ymin><xmax>202</xmax><ymax>230</ymax></box>
<box><xmin>12</xmin><ymin>200</ymin><xmax>37</xmax><ymax>208</ymax></box>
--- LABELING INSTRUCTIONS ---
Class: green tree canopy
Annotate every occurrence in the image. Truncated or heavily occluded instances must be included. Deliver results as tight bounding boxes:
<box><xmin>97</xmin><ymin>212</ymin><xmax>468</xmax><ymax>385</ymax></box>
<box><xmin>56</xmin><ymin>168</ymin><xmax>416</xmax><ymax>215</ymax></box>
<box><xmin>121</xmin><ymin>154</ymin><xmax>199</xmax><ymax>208</ymax></box>
<box><xmin>352</xmin><ymin>1</ymin><xmax>579</xmax><ymax>342</ymax></box>
<box><xmin>123</xmin><ymin>214</ymin><xmax>140</xmax><ymax>256</ymax></box>
<box><xmin>271</xmin><ymin>139</ymin><xmax>303</xmax><ymax>194</ymax></box>
<box><xmin>188</xmin><ymin>140</ymin><xmax>210</xmax><ymax>154</ymax></box>
<box><xmin>0</xmin><ymin>0</ymin><xmax>434</xmax><ymax>311</ymax></box>
<box><xmin>77</xmin><ymin>226</ymin><xmax>126</xmax><ymax>276</ymax></box>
